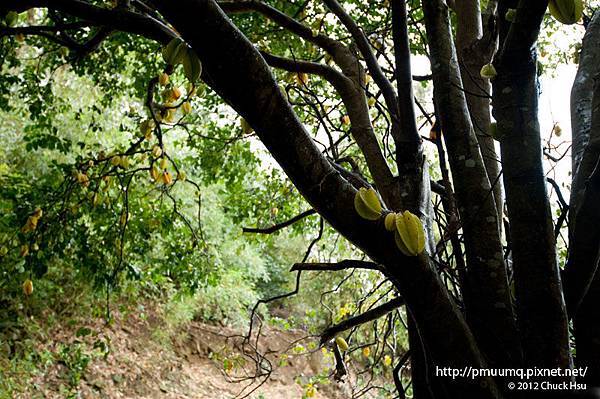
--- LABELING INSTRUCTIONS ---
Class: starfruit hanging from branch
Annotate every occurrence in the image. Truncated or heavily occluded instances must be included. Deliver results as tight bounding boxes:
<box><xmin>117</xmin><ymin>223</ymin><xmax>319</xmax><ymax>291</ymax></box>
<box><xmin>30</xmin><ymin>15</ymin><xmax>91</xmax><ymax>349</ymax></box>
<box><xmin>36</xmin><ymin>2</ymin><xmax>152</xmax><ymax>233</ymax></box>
<box><xmin>353</xmin><ymin>187</ymin><xmax>382</xmax><ymax>221</ymax></box>
<box><xmin>548</xmin><ymin>0</ymin><xmax>583</xmax><ymax>24</ymax></box>
<box><xmin>480</xmin><ymin>63</ymin><xmax>497</xmax><ymax>79</ymax></box>
<box><xmin>394</xmin><ymin>211</ymin><xmax>425</xmax><ymax>256</ymax></box>
<box><xmin>335</xmin><ymin>336</ymin><xmax>349</xmax><ymax>352</ymax></box>
<box><xmin>162</xmin><ymin>38</ymin><xmax>187</xmax><ymax>65</ymax></box>
<box><xmin>384</xmin><ymin>212</ymin><xmax>397</xmax><ymax>232</ymax></box>
<box><xmin>182</xmin><ymin>47</ymin><xmax>202</xmax><ymax>83</ymax></box>
<box><xmin>150</xmin><ymin>165</ymin><xmax>160</xmax><ymax>182</ymax></box>
<box><xmin>162</xmin><ymin>38</ymin><xmax>203</xmax><ymax>83</ymax></box>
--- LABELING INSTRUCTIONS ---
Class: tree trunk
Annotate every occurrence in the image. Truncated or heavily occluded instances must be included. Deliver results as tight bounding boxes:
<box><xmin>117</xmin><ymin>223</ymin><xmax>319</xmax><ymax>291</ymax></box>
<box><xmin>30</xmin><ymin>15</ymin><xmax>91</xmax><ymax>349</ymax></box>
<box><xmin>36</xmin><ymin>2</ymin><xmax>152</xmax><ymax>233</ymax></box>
<box><xmin>423</xmin><ymin>0</ymin><xmax>521</xmax><ymax>369</ymax></box>
<box><xmin>455</xmin><ymin>0</ymin><xmax>503</xmax><ymax>230</ymax></box>
<box><xmin>563</xmin><ymin>11</ymin><xmax>600</xmax><ymax>318</ymax></box>
<box><xmin>573</xmin><ymin>64</ymin><xmax>600</xmax><ymax>387</ymax></box>
<box><xmin>570</xmin><ymin>11</ymin><xmax>600</xmax><ymax>213</ymax></box>
<box><xmin>407</xmin><ymin>313</ymin><xmax>448</xmax><ymax>399</ymax></box>
<box><xmin>493</xmin><ymin>0</ymin><xmax>570</xmax><ymax>370</ymax></box>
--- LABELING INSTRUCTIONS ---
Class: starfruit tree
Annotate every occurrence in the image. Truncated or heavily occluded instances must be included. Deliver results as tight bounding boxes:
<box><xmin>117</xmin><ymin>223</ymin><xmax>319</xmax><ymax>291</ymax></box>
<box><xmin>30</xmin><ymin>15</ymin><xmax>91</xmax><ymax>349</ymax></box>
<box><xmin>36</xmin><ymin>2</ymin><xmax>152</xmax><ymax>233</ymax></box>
<box><xmin>1</xmin><ymin>0</ymin><xmax>600</xmax><ymax>398</ymax></box>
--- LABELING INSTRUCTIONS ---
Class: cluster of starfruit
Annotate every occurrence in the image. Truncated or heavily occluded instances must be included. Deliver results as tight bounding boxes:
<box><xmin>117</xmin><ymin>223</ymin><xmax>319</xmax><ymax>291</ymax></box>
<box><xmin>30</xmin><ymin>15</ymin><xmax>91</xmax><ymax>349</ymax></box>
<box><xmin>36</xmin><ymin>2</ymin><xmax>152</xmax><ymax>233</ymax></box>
<box><xmin>354</xmin><ymin>187</ymin><xmax>425</xmax><ymax>257</ymax></box>
<box><xmin>162</xmin><ymin>38</ymin><xmax>202</xmax><ymax>83</ymax></box>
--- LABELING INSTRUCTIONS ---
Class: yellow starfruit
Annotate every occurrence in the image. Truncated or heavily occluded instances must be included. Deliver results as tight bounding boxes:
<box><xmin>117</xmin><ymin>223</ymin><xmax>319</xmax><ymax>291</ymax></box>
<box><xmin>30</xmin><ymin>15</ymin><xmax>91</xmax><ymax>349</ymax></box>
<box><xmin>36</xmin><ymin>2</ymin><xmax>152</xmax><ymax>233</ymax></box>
<box><xmin>384</xmin><ymin>212</ymin><xmax>397</xmax><ymax>232</ymax></box>
<box><xmin>394</xmin><ymin>210</ymin><xmax>425</xmax><ymax>256</ymax></box>
<box><xmin>354</xmin><ymin>187</ymin><xmax>382</xmax><ymax>221</ymax></box>
<box><xmin>335</xmin><ymin>336</ymin><xmax>349</xmax><ymax>351</ymax></box>
<box><xmin>480</xmin><ymin>63</ymin><xmax>497</xmax><ymax>79</ymax></box>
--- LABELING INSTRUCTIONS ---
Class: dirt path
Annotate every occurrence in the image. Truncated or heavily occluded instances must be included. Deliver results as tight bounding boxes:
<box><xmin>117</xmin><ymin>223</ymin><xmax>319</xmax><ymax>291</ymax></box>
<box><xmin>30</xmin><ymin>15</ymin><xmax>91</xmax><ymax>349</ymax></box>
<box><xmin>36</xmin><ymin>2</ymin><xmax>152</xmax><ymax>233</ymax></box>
<box><xmin>26</xmin><ymin>305</ymin><xmax>358</xmax><ymax>399</ymax></box>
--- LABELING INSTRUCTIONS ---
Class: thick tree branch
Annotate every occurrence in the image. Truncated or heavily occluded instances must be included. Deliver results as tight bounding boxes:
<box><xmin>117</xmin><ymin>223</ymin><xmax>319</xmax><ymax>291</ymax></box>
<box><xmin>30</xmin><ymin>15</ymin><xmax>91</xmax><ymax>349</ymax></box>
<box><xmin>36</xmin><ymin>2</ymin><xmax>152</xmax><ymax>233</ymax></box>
<box><xmin>391</xmin><ymin>0</ymin><xmax>420</xmax><ymax>142</ymax></box>
<box><xmin>322</xmin><ymin>0</ymin><xmax>404</xmax><ymax>147</ymax></box>
<box><xmin>242</xmin><ymin>209</ymin><xmax>316</xmax><ymax>234</ymax></box>
<box><xmin>4</xmin><ymin>0</ymin><xmax>174</xmax><ymax>43</ymax></box>
<box><xmin>454</xmin><ymin>0</ymin><xmax>503</xmax><ymax>227</ymax></box>
<box><xmin>493</xmin><ymin>0</ymin><xmax>570</xmax><ymax>369</ymax></box>
<box><xmin>320</xmin><ymin>296</ymin><xmax>405</xmax><ymax>344</ymax></box>
<box><xmin>413</xmin><ymin>74</ymin><xmax>432</xmax><ymax>82</ymax></box>
<box><xmin>570</xmin><ymin>11</ymin><xmax>600</xmax><ymax>231</ymax></box>
<box><xmin>390</xmin><ymin>0</ymin><xmax>429</xmax><ymax>223</ymax></box>
<box><xmin>573</xmin><ymin>166</ymin><xmax>600</xmax><ymax>386</ymax></box>
<box><xmin>565</xmin><ymin>72</ymin><xmax>600</xmax><ymax>323</ymax></box>
<box><xmin>291</xmin><ymin>260</ymin><xmax>382</xmax><ymax>272</ymax></box>
<box><xmin>219</xmin><ymin>0</ymin><xmax>340</xmax><ymax>53</ymax></box>
<box><xmin>564</xmin><ymin>157</ymin><xmax>600</xmax><ymax>318</ymax></box>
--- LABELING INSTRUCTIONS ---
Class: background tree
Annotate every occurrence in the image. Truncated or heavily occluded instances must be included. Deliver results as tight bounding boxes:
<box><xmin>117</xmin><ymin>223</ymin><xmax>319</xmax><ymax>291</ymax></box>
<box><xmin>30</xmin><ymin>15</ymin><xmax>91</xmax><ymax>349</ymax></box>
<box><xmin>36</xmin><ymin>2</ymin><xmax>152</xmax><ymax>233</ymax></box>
<box><xmin>1</xmin><ymin>0</ymin><xmax>599</xmax><ymax>398</ymax></box>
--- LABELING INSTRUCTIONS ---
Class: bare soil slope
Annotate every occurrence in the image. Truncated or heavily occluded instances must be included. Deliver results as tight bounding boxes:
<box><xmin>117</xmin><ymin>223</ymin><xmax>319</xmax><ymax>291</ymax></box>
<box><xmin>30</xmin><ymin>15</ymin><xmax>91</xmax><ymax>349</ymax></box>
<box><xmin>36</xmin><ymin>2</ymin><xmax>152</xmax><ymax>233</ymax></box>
<box><xmin>25</xmin><ymin>305</ymin><xmax>359</xmax><ymax>399</ymax></box>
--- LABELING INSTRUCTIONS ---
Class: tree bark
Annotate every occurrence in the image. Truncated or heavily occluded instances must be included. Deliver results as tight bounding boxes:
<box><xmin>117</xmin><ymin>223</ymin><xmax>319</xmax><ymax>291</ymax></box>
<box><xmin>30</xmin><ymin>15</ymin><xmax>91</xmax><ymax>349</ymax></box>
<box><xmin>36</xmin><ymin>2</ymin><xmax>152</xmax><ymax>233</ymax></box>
<box><xmin>423</xmin><ymin>0</ymin><xmax>520</xmax><ymax>369</ymax></box>
<box><xmin>390</xmin><ymin>0</ymin><xmax>429</xmax><ymax>218</ymax></box>
<box><xmin>573</xmin><ymin>69</ymin><xmax>600</xmax><ymax>387</ymax></box>
<box><xmin>493</xmin><ymin>0</ymin><xmax>570</xmax><ymax>370</ymax></box>
<box><xmin>562</xmin><ymin>12</ymin><xmax>600</xmax><ymax>319</ymax></box>
<box><xmin>407</xmin><ymin>313</ymin><xmax>447</xmax><ymax>399</ymax></box>
<box><xmin>455</xmin><ymin>0</ymin><xmax>503</xmax><ymax>229</ymax></box>
<box><xmin>570</xmin><ymin>11</ymin><xmax>600</xmax><ymax>214</ymax></box>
